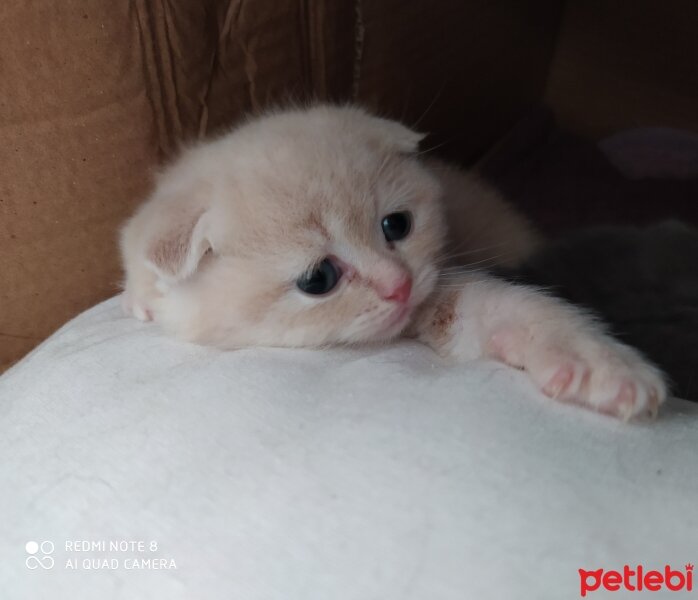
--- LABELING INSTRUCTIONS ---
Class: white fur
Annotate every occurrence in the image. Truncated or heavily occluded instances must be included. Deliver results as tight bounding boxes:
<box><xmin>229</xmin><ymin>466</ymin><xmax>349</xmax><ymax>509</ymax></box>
<box><xmin>414</xmin><ymin>275</ymin><xmax>666</xmax><ymax>420</ymax></box>
<box><xmin>120</xmin><ymin>104</ymin><xmax>668</xmax><ymax>420</ymax></box>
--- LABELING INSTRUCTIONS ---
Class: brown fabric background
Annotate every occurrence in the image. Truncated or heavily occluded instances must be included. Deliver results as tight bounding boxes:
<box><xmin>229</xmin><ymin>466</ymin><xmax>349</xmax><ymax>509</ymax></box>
<box><xmin>1</xmin><ymin>0</ymin><xmax>696</xmax><ymax>370</ymax></box>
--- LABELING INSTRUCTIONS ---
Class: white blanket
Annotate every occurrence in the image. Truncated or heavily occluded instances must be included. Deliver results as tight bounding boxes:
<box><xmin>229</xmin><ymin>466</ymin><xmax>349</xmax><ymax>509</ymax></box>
<box><xmin>1</xmin><ymin>298</ymin><xmax>697</xmax><ymax>599</ymax></box>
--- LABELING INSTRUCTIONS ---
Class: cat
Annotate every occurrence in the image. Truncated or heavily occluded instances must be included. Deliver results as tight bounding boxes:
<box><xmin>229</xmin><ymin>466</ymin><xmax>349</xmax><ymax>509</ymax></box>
<box><xmin>120</xmin><ymin>104</ymin><xmax>667</xmax><ymax>420</ymax></box>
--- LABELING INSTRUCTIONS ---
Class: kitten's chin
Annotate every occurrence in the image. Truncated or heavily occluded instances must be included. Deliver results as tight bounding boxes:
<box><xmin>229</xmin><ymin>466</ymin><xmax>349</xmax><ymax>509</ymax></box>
<box><xmin>369</xmin><ymin>303</ymin><xmax>413</xmax><ymax>341</ymax></box>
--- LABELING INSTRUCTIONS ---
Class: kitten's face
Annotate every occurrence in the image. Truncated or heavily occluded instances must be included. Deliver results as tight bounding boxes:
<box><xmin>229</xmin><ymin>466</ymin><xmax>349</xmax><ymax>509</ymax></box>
<box><xmin>150</xmin><ymin>107</ymin><xmax>446</xmax><ymax>348</ymax></box>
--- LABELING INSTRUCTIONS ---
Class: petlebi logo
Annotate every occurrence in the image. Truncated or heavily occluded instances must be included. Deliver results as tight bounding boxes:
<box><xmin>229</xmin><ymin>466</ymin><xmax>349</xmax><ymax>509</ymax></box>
<box><xmin>25</xmin><ymin>541</ymin><xmax>55</xmax><ymax>570</ymax></box>
<box><xmin>579</xmin><ymin>563</ymin><xmax>693</xmax><ymax>596</ymax></box>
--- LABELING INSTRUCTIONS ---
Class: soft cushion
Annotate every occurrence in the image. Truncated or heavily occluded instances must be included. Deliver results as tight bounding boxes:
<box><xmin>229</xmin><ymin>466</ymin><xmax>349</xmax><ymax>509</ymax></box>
<box><xmin>1</xmin><ymin>298</ymin><xmax>697</xmax><ymax>599</ymax></box>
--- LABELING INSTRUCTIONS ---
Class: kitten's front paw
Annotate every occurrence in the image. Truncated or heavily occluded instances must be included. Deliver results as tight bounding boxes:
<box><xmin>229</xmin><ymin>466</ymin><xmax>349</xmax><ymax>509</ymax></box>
<box><xmin>120</xmin><ymin>288</ymin><xmax>156</xmax><ymax>322</ymax></box>
<box><xmin>489</xmin><ymin>327</ymin><xmax>668</xmax><ymax>420</ymax></box>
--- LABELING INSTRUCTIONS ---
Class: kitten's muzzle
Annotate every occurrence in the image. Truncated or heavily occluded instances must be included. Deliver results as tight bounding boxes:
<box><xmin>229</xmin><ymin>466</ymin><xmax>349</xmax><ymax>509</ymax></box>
<box><xmin>380</xmin><ymin>275</ymin><xmax>412</xmax><ymax>304</ymax></box>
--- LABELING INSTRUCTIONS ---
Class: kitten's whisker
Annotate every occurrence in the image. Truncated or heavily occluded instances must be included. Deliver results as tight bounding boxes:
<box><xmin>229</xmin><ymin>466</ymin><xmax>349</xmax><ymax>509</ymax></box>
<box><xmin>437</xmin><ymin>266</ymin><xmax>490</xmax><ymax>277</ymax></box>
<box><xmin>434</xmin><ymin>280</ymin><xmax>493</xmax><ymax>289</ymax></box>
<box><xmin>414</xmin><ymin>139</ymin><xmax>451</xmax><ymax>156</ymax></box>
<box><xmin>438</xmin><ymin>251</ymin><xmax>514</xmax><ymax>270</ymax></box>
<box><xmin>432</xmin><ymin>242</ymin><xmax>519</xmax><ymax>267</ymax></box>
<box><xmin>439</xmin><ymin>240</ymin><xmax>515</xmax><ymax>259</ymax></box>
<box><xmin>436</xmin><ymin>255</ymin><xmax>513</xmax><ymax>271</ymax></box>
<box><xmin>411</xmin><ymin>82</ymin><xmax>446</xmax><ymax>130</ymax></box>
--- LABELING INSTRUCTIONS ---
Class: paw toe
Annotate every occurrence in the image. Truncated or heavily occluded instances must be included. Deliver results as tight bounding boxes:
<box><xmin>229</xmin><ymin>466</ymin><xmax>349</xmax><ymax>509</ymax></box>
<box><xmin>543</xmin><ymin>364</ymin><xmax>575</xmax><ymax>398</ymax></box>
<box><xmin>603</xmin><ymin>380</ymin><xmax>637</xmax><ymax>421</ymax></box>
<box><xmin>121</xmin><ymin>291</ymin><xmax>153</xmax><ymax>322</ymax></box>
<box><xmin>132</xmin><ymin>304</ymin><xmax>153</xmax><ymax>322</ymax></box>
<box><xmin>595</xmin><ymin>373</ymin><xmax>667</xmax><ymax>421</ymax></box>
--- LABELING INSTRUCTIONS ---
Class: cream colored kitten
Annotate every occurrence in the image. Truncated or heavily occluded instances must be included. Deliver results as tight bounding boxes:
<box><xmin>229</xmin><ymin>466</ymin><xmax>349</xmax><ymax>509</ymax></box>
<box><xmin>120</xmin><ymin>105</ymin><xmax>666</xmax><ymax>420</ymax></box>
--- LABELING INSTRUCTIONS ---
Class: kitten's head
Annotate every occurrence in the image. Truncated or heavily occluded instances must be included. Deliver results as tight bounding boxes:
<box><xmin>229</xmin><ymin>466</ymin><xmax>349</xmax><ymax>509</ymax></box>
<box><xmin>142</xmin><ymin>105</ymin><xmax>446</xmax><ymax>347</ymax></box>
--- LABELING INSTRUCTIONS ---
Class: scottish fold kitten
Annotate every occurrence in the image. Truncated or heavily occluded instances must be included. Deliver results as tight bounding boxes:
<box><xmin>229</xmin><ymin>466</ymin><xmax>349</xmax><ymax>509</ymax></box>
<box><xmin>120</xmin><ymin>105</ymin><xmax>666</xmax><ymax>420</ymax></box>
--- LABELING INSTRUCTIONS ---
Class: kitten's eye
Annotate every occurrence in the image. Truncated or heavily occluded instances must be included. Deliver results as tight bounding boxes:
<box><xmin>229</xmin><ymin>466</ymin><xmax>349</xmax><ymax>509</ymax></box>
<box><xmin>381</xmin><ymin>211</ymin><xmax>412</xmax><ymax>242</ymax></box>
<box><xmin>296</xmin><ymin>258</ymin><xmax>341</xmax><ymax>295</ymax></box>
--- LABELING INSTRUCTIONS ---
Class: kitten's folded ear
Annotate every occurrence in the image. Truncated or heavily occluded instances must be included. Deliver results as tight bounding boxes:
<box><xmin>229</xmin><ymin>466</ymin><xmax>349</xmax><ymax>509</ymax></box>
<box><xmin>140</xmin><ymin>185</ymin><xmax>213</xmax><ymax>282</ymax></box>
<box><xmin>372</xmin><ymin>115</ymin><xmax>426</xmax><ymax>154</ymax></box>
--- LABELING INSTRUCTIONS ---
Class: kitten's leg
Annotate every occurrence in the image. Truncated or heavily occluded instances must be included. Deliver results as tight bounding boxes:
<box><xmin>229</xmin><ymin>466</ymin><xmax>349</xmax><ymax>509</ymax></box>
<box><xmin>413</xmin><ymin>275</ymin><xmax>667</xmax><ymax>419</ymax></box>
<box><xmin>120</xmin><ymin>266</ymin><xmax>160</xmax><ymax>322</ymax></box>
<box><xmin>119</xmin><ymin>216</ymin><xmax>162</xmax><ymax>322</ymax></box>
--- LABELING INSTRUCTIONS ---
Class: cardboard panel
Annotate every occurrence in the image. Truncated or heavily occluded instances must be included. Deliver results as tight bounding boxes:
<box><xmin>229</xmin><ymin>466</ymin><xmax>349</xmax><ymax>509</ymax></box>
<box><xmin>545</xmin><ymin>0</ymin><xmax>698</xmax><ymax>138</ymax></box>
<box><xmin>0</xmin><ymin>2</ymin><xmax>160</xmax><ymax>370</ymax></box>
<box><xmin>202</xmin><ymin>0</ymin><xmax>355</xmax><ymax>134</ymax></box>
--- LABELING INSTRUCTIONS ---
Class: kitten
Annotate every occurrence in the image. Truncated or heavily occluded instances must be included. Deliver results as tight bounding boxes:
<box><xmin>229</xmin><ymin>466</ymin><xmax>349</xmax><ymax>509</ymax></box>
<box><xmin>120</xmin><ymin>105</ymin><xmax>667</xmax><ymax>420</ymax></box>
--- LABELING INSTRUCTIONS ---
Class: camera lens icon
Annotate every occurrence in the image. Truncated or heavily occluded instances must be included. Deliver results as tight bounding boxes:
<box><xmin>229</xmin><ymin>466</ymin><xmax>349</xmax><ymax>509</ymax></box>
<box><xmin>25</xmin><ymin>540</ymin><xmax>55</xmax><ymax>570</ymax></box>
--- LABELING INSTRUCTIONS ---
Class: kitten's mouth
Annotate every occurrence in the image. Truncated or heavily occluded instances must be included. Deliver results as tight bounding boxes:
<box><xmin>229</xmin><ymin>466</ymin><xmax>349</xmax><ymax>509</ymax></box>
<box><xmin>381</xmin><ymin>303</ymin><xmax>413</xmax><ymax>334</ymax></box>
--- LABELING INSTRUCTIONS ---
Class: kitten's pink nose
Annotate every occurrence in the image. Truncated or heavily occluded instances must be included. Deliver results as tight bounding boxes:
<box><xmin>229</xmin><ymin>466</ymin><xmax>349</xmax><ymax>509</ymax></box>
<box><xmin>382</xmin><ymin>276</ymin><xmax>412</xmax><ymax>304</ymax></box>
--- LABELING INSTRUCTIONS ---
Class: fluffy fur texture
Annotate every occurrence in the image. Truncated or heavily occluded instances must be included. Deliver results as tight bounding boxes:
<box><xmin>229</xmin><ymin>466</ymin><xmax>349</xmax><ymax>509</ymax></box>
<box><xmin>504</xmin><ymin>221</ymin><xmax>698</xmax><ymax>400</ymax></box>
<box><xmin>121</xmin><ymin>105</ymin><xmax>667</xmax><ymax>420</ymax></box>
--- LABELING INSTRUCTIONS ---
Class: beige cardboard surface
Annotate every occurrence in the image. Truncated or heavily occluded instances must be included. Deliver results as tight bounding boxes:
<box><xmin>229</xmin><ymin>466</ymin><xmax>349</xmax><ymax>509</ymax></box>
<box><xmin>1</xmin><ymin>2</ymin><xmax>159</xmax><ymax>369</ymax></box>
